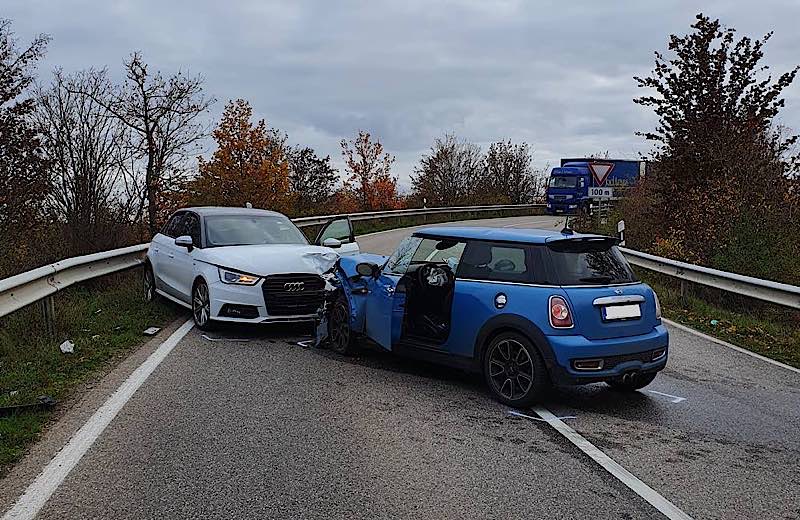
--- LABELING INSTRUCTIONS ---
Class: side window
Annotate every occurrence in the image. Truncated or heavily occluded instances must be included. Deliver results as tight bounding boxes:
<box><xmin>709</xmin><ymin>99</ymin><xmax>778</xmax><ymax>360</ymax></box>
<box><xmin>181</xmin><ymin>213</ymin><xmax>202</xmax><ymax>247</ymax></box>
<box><xmin>458</xmin><ymin>241</ymin><xmax>531</xmax><ymax>283</ymax></box>
<box><xmin>162</xmin><ymin>212</ymin><xmax>185</xmax><ymax>238</ymax></box>
<box><xmin>410</xmin><ymin>238</ymin><xmax>466</xmax><ymax>272</ymax></box>
<box><xmin>384</xmin><ymin>236</ymin><xmax>422</xmax><ymax>275</ymax></box>
<box><xmin>318</xmin><ymin>217</ymin><xmax>352</xmax><ymax>244</ymax></box>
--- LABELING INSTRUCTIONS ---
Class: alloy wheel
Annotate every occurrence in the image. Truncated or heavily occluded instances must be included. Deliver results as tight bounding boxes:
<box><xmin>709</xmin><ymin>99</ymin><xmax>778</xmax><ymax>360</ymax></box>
<box><xmin>193</xmin><ymin>282</ymin><xmax>211</xmax><ymax>327</ymax></box>
<box><xmin>329</xmin><ymin>300</ymin><xmax>350</xmax><ymax>352</ymax></box>
<box><xmin>488</xmin><ymin>339</ymin><xmax>534</xmax><ymax>401</ymax></box>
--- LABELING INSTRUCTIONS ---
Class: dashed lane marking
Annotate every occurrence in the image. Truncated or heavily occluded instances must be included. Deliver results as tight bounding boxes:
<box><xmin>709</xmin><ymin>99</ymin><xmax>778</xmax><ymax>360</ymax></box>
<box><xmin>2</xmin><ymin>319</ymin><xmax>195</xmax><ymax>520</ymax></box>
<box><xmin>531</xmin><ymin>405</ymin><xmax>694</xmax><ymax>520</ymax></box>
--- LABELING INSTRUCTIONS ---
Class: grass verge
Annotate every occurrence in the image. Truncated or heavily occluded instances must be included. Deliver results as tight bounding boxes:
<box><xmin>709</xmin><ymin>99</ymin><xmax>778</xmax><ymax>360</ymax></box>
<box><xmin>639</xmin><ymin>271</ymin><xmax>800</xmax><ymax>368</ymax></box>
<box><xmin>0</xmin><ymin>270</ymin><xmax>181</xmax><ymax>477</ymax></box>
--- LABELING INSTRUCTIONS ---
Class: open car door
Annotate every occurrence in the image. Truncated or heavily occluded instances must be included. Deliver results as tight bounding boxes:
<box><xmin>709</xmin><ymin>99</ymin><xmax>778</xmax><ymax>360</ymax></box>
<box><xmin>315</xmin><ymin>216</ymin><xmax>360</xmax><ymax>255</ymax></box>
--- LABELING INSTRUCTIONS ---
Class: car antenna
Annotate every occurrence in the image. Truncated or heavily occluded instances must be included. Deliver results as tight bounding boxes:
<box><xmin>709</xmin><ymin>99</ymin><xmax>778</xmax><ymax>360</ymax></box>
<box><xmin>560</xmin><ymin>215</ymin><xmax>574</xmax><ymax>235</ymax></box>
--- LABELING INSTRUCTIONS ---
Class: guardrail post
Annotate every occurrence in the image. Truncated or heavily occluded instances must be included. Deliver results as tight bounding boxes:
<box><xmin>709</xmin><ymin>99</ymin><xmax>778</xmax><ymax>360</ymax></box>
<box><xmin>40</xmin><ymin>295</ymin><xmax>56</xmax><ymax>336</ymax></box>
<box><xmin>680</xmin><ymin>280</ymin><xmax>688</xmax><ymax>305</ymax></box>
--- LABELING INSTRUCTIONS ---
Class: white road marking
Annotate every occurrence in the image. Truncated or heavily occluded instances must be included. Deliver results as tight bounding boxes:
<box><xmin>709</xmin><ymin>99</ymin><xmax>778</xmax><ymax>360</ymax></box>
<box><xmin>531</xmin><ymin>405</ymin><xmax>694</xmax><ymax>520</ymax></box>
<box><xmin>646</xmin><ymin>390</ymin><xmax>687</xmax><ymax>403</ymax></box>
<box><xmin>2</xmin><ymin>319</ymin><xmax>195</xmax><ymax>520</ymax></box>
<box><xmin>663</xmin><ymin>318</ymin><xmax>800</xmax><ymax>375</ymax></box>
<box><xmin>508</xmin><ymin>410</ymin><xmax>576</xmax><ymax>422</ymax></box>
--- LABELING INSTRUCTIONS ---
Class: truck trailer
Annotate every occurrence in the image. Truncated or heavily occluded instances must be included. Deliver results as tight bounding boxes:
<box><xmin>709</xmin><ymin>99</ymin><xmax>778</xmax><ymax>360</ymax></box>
<box><xmin>545</xmin><ymin>158</ymin><xmax>646</xmax><ymax>215</ymax></box>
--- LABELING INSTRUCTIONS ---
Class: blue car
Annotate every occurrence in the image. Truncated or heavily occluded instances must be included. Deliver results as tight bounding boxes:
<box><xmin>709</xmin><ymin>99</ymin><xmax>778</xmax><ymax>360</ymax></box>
<box><xmin>325</xmin><ymin>226</ymin><xmax>668</xmax><ymax>406</ymax></box>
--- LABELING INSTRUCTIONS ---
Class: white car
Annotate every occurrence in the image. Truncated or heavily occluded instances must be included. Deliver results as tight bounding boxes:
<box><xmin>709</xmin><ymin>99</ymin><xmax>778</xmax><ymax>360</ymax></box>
<box><xmin>143</xmin><ymin>207</ymin><xmax>360</xmax><ymax>330</ymax></box>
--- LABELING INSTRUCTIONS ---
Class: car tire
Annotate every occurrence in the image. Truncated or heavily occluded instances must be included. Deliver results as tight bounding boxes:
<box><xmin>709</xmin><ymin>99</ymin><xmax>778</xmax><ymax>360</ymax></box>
<box><xmin>327</xmin><ymin>294</ymin><xmax>355</xmax><ymax>355</ymax></box>
<box><xmin>606</xmin><ymin>372</ymin><xmax>658</xmax><ymax>391</ymax></box>
<box><xmin>192</xmin><ymin>279</ymin><xmax>216</xmax><ymax>331</ymax></box>
<box><xmin>143</xmin><ymin>264</ymin><xmax>156</xmax><ymax>303</ymax></box>
<box><xmin>483</xmin><ymin>332</ymin><xmax>548</xmax><ymax>407</ymax></box>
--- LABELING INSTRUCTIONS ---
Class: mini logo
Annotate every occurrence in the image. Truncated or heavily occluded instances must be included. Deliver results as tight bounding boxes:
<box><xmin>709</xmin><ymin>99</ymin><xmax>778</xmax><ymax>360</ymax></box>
<box><xmin>614</xmin><ymin>288</ymin><xmax>623</xmax><ymax>295</ymax></box>
<box><xmin>283</xmin><ymin>282</ymin><xmax>305</xmax><ymax>292</ymax></box>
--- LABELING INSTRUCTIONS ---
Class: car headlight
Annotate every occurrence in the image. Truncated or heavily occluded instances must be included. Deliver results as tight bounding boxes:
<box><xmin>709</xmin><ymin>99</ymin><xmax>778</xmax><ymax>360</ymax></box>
<box><xmin>218</xmin><ymin>268</ymin><xmax>260</xmax><ymax>285</ymax></box>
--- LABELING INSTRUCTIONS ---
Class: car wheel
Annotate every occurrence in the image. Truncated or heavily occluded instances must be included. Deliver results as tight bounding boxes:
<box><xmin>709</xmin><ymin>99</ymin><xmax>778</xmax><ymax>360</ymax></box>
<box><xmin>328</xmin><ymin>294</ymin><xmax>355</xmax><ymax>355</ymax></box>
<box><xmin>143</xmin><ymin>264</ymin><xmax>156</xmax><ymax>302</ymax></box>
<box><xmin>192</xmin><ymin>279</ymin><xmax>216</xmax><ymax>331</ymax></box>
<box><xmin>483</xmin><ymin>332</ymin><xmax>548</xmax><ymax>407</ymax></box>
<box><xmin>606</xmin><ymin>372</ymin><xmax>658</xmax><ymax>391</ymax></box>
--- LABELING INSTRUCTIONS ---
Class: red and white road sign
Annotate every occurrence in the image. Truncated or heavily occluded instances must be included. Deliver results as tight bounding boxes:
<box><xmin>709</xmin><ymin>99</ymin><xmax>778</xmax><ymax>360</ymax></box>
<box><xmin>588</xmin><ymin>162</ymin><xmax>615</xmax><ymax>186</ymax></box>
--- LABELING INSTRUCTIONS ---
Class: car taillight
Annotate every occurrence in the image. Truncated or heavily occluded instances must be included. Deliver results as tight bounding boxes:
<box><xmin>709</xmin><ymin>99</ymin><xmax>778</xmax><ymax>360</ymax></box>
<box><xmin>549</xmin><ymin>295</ymin><xmax>573</xmax><ymax>328</ymax></box>
<box><xmin>653</xmin><ymin>291</ymin><xmax>662</xmax><ymax>319</ymax></box>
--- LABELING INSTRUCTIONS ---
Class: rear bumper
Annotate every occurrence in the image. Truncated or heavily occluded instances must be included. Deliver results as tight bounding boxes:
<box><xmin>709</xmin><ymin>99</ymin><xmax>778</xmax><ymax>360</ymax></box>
<box><xmin>543</xmin><ymin>324</ymin><xmax>669</xmax><ymax>385</ymax></box>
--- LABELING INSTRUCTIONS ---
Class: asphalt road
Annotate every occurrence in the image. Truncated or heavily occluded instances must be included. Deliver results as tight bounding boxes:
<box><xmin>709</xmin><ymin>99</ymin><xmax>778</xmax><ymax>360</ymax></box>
<box><xmin>3</xmin><ymin>215</ymin><xmax>799</xmax><ymax>519</ymax></box>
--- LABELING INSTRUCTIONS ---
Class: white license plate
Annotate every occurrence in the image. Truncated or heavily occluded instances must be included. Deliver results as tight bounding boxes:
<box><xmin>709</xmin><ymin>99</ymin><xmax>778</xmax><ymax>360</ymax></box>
<box><xmin>602</xmin><ymin>304</ymin><xmax>641</xmax><ymax>320</ymax></box>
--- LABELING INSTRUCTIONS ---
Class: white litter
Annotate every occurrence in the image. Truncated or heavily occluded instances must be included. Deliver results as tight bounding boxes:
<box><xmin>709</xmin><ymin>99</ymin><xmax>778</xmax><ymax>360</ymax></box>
<box><xmin>507</xmin><ymin>410</ymin><xmax>576</xmax><ymax>422</ymax></box>
<box><xmin>143</xmin><ymin>327</ymin><xmax>161</xmax><ymax>336</ymax></box>
<box><xmin>59</xmin><ymin>340</ymin><xmax>75</xmax><ymax>354</ymax></box>
<box><xmin>91</xmin><ymin>335</ymin><xmax>101</xmax><ymax>340</ymax></box>
<box><xmin>9</xmin><ymin>390</ymin><xmax>18</xmax><ymax>397</ymax></box>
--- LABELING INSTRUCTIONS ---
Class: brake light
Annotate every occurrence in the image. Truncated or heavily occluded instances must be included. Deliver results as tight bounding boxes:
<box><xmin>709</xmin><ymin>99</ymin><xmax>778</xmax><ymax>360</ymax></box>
<box><xmin>549</xmin><ymin>295</ymin><xmax>573</xmax><ymax>328</ymax></box>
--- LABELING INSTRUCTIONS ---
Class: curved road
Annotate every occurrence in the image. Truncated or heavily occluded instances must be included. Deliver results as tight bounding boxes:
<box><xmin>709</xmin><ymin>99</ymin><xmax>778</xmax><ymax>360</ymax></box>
<box><xmin>2</xmin><ymin>215</ymin><xmax>798</xmax><ymax>519</ymax></box>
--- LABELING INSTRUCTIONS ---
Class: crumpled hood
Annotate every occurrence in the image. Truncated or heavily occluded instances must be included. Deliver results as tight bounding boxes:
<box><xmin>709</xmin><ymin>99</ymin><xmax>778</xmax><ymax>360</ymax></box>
<box><xmin>196</xmin><ymin>244</ymin><xmax>339</xmax><ymax>276</ymax></box>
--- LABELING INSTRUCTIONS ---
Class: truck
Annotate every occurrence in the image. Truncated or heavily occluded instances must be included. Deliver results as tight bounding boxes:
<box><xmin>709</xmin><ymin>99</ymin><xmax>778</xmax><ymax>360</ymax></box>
<box><xmin>545</xmin><ymin>158</ymin><xmax>646</xmax><ymax>215</ymax></box>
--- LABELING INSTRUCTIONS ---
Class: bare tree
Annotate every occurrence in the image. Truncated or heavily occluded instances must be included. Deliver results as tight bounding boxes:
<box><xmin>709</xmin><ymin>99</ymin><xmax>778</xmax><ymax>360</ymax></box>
<box><xmin>481</xmin><ymin>140</ymin><xmax>541</xmax><ymax>204</ymax></box>
<box><xmin>35</xmin><ymin>69</ymin><xmax>130</xmax><ymax>254</ymax></box>
<box><xmin>411</xmin><ymin>134</ymin><xmax>483</xmax><ymax>206</ymax></box>
<box><xmin>73</xmin><ymin>52</ymin><xmax>214</xmax><ymax>234</ymax></box>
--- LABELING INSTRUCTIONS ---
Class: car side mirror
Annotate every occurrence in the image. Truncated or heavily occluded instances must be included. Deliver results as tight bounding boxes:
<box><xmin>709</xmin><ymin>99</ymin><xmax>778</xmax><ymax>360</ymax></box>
<box><xmin>356</xmin><ymin>262</ymin><xmax>380</xmax><ymax>278</ymax></box>
<box><xmin>175</xmin><ymin>235</ymin><xmax>194</xmax><ymax>251</ymax></box>
<box><xmin>322</xmin><ymin>237</ymin><xmax>342</xmax><ymax>248</ymax></box>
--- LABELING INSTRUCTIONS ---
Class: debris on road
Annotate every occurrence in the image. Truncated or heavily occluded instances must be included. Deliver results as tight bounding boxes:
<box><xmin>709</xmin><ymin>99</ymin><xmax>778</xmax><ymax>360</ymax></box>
<box><xmin>295</xmin><ymin>339</ymin><xmax>314</xmax><ymax>348</ymax></box>
<box><xmin>143</xmin><ymin>327</ymin><xmax>161</xmax><ymax>336</ymax></box>
<box><xmin>201</xmin><ymin>334</ymin><xmax>250</xmax><ymax>343</ymax></box>
<box><xmin>59</xmin><ymin>340</ymin><xmax>75</xmax><ymax>354</ymax></box>
<box><xmin>0</xmin><ymin>395</ymin><xmax>57</xmax><ymax>417</ymax></box>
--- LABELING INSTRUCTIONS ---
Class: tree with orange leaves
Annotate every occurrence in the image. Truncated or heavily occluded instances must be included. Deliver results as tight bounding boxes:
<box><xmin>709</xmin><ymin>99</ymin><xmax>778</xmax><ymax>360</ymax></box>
<box><xmin>186</xmin><ymin>99</ymin><xmax>291</xmax><ymax>212</ymax></box>
<box><xmin>340</xmin><ymin>130</ymin><xmax>401</xmax><ymax>211</ymax></box>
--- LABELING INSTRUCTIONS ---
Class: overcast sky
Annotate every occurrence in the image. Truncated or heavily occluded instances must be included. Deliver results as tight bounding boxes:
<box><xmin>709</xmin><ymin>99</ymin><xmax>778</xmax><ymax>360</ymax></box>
<box><xmin>5</xmin><ymin>0</ymin><xmax>800</xmax><ymax>190</ymax></box>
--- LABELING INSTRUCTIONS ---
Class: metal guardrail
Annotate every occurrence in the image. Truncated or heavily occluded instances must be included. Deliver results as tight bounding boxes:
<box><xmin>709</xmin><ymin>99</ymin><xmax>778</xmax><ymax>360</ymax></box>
<box><xmin>620</xmin><ymin>247</ymin><xmax>800</xmax><ymax>310</ymax></box>
<box><xmin>0</xmin><ymin>204</ymin><xmax>540</xmax><ymax>320</ymax></box>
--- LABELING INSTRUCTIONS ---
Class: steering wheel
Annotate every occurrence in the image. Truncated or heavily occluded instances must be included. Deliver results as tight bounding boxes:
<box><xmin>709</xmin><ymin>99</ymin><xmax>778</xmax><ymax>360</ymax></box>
<box><xmin>417</xmin><ymin>263</ymin><xmax>454</xmax><ymax>289</ymax></box>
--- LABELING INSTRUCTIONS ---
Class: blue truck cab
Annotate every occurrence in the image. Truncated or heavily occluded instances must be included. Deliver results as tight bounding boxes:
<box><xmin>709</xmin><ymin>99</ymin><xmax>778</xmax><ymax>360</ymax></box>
<box><xmin>324</xmin><ymin>226</ymin><xmax>668</xmax><ymax>407</ymax></box>
<box><xmin>546</xmin><ymin>158</ymin><xmax>645</xmax><ymax>215</ymax></box>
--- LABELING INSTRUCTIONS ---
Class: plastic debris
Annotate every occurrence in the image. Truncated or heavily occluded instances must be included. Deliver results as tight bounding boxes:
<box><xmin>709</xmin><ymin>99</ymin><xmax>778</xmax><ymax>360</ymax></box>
<box><xmin>94</xmin><ymin>309</ymin><xmax>103</xmax><ymax>315</ymax></box>
<box><xmin>295</xmin><ymin>339</ymin><xmax>314</xmax><ymax>348</ymax></box>
<box><xmin>9</xmin><ymin>390</ymin><xmax>18</xmax><ymax>397</ymax></box>
<box><xmin>91</xmin><ymin>334</ymin><xmax>101</xmax><ymax>340</ymax></box>
<box><xmin>710</xmin><ymin>319</ymin><xmax>719</xmax><ymax>326</ymax></box>
<box><xmin>143</xmin><ymin>327</ymin><xmax>161</xmax><ymax>336</ymax></box>
<box><xmin>59</xmin><ymin>340</ymin><xmax>75</xmax><ymax>354</ymax></box>
<box><xmin>201</xmin><ymin>334</ymin><xmax>250</xmax><ymax>343</ymax></box>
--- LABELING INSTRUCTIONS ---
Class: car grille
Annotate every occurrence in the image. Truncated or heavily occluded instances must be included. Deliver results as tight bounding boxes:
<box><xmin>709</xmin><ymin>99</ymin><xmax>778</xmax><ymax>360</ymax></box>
<box><xmin>553</xmin><ymin>195</ymin><xmax>566</xmax><ymax>201</ymax></box>
<box><xmin>262</xmin><ymin>274</ymin><xmax>326</xmax><ymax>316</ymax></box>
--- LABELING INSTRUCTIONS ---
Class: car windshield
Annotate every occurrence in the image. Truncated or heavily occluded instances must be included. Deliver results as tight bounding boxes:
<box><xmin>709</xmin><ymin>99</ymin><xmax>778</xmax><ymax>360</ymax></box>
<box><xmin>547</xmin><ymin>238</ymin><xmax>637</xmax><ymax>285</ymax></box>
<box><xmin>205</xmin><ymin>215</ymin><xmax>308</xmax><ymax>247</ymax></box>
<box><xmin>548</xmin><ymin>176</ymin><xmax>578</xmax><ymax>188</ymax></box>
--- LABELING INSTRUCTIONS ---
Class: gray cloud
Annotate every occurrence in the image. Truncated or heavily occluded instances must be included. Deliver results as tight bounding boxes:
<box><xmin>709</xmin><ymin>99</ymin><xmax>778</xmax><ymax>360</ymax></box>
<box><xmin>7</xmin><ymin>0</ymin><xmax>800</xmax><ymax>190</ymax></box>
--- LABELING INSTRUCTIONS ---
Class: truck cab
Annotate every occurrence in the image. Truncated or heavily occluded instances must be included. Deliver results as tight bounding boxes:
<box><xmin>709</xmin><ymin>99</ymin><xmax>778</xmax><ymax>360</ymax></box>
<box><xmin>546</xmin><ymin>162</ymin><xmax>590</xmax><ymax>215</ymax></box>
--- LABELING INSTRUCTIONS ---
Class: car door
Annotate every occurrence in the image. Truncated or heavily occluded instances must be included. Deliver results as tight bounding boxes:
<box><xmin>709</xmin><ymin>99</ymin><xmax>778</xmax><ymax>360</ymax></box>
<box><xmin>171</xmin><ymin>211</ymin><xmax>202</xmax><ymax>302</ymax></box>
<box><xmin>315</xmin><ymin>216</ymin><xmax>360</xmax><ymax>255</ymax></box>
<box><xmin>153</xmin><ymin>211</ymin><xmax>186</xmax><ymax>298</ymax></box>
<box><xmin>364</xmin><ymin>235</ymin><xmax>421</xmax><ymax>350</ymax></box>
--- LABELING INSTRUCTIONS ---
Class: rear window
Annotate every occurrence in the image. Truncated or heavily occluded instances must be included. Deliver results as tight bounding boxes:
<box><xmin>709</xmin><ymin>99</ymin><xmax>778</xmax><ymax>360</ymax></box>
<box><xmin>547</xmin><ymin>238</ymin><xmax>637</xmax><ymax>285</ymax></box>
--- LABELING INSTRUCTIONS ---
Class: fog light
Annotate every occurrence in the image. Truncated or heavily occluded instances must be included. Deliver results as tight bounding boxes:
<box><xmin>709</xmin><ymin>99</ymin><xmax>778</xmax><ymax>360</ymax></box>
<box><xmin>651</xmin><ymin>348</ymin><xmax>666</xmax><ymax>361</ymax></box>
<box><xmin>573</xmin><ymin>358</ymin><xmax>604</xmax><ymax>371</ymax></box>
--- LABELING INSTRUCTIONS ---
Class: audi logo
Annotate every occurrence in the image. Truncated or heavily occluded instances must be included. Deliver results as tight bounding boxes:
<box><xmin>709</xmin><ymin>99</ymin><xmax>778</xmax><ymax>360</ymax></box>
<box><xmin>283</xmin><ymin>282</ymin><xmax>305</xmax><ymax>292</ymax></box>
